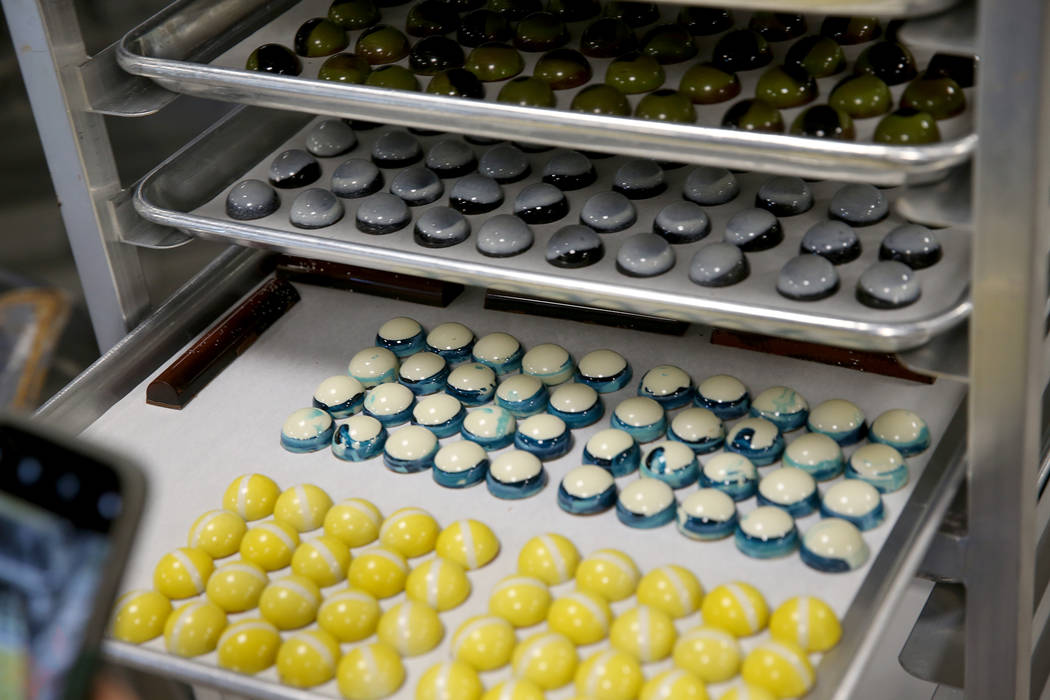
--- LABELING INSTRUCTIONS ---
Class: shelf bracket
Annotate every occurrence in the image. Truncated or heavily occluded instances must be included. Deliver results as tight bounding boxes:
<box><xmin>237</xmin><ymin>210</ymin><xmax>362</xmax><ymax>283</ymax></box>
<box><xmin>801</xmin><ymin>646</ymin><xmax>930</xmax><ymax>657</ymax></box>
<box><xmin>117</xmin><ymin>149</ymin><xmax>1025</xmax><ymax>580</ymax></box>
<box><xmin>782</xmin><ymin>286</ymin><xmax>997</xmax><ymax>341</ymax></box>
<box><xmin>78</xmin><ymin>41</ymin><xmax>178</xmax><ymax>117</ymax></box>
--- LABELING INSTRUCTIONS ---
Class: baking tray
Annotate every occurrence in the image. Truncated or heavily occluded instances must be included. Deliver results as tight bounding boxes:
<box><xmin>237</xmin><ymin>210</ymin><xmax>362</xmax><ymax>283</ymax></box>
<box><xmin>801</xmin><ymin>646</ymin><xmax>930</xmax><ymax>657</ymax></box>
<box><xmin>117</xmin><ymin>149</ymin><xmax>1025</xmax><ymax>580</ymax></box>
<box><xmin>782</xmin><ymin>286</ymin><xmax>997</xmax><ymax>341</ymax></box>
<box><xmin>116</xmin><ymin>0</ymin><xmax>976</xmax><ymax>185</ymax></box>
<box><xmin>84</xmin><ymin>277</ymin><xmax>966</xmax><ymax>699</ymax></box>
<box><xmin>135</xmin><ymin>106</ymin><xmax>972</xmax><ymax>353</ymax></box>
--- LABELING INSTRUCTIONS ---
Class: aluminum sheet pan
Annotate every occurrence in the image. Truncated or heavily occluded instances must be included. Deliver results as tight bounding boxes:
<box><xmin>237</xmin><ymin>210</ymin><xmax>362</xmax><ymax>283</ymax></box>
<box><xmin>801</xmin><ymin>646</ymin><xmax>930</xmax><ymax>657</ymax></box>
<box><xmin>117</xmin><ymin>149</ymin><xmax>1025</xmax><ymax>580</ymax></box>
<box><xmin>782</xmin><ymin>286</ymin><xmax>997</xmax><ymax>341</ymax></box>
<box><xmin>117</xmin><ymin>0</ymin><xmax>975</xmax><ymax>184</ymax></box>
<box><xmin>90</xmin><ymin>281</ymin><xmax>967</xmax><ymax>699</ymax></box>
<box><xmin>136</xmin><ymin>106</ymin><xmax>972</xmax><ymax>352</ymax></box>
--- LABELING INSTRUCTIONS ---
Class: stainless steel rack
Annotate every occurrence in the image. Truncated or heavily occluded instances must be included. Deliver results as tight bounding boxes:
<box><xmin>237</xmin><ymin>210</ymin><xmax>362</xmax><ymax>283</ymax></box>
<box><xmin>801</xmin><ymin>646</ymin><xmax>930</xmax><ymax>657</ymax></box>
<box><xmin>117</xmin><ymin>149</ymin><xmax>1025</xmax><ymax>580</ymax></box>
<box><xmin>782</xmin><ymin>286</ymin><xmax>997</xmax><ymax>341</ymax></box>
<box><xmin>8</xmin><ymin>0</ymin><xmax>1049</xmax><ymax>696</ymax></box>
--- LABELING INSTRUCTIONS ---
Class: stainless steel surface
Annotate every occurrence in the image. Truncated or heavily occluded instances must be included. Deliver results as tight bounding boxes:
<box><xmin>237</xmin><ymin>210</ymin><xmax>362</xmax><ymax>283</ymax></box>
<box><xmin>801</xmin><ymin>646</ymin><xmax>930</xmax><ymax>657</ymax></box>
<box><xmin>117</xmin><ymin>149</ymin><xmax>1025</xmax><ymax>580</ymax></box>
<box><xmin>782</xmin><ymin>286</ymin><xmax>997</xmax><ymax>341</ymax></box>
<box><xmin>36</xmin><ymin>246</ymin><xmax>271</xmax><ymax>432</ymax></box>
<box><xmin>79</xmin><ymin>40</ymin><xmax>180</xmax><ymax>116</ymax></box>
<box><xmin>5</xmin><ymin>0</ymin><xmax>151</xmax><ymax>350</ymax></box>
<box><xmin>896</xmin><ymin>322</ymin><xmax>969</xmax><ymax>382</ymax></box>
<box><xmin>899</xmin><ymin>582</ymin><xmax>965</xmax><ymax>688</ymax></box>
<box><xmin>116</xmin><ymin>0</ymin><xmax>976</xmax><ymax>186</ymax></box>
<box><xmin>897</xmin><ymin>0</ymin><xmax>977</xmax><ymax>56</ymax></box>
<box><xmin>109</xmin><ymin>185</ymin><xmax>193</xmax><ymax>249</ymax></box>
<box><xmin>136</xmin><ymin>106</ymin><xmax>972</xmax><ymax>353</ymax></box>
<box><xmin>895</xmin><ymin>166</ymin><xmax>972</xmax><ymax>230</ymax></box>
<box><xmin>968</xmin><ymin>0</ymin><xmax>1045</xmax><ymax>695</ymax></box>
<box><xmin>815</xmin><ymin>402</ymin><xmax>967</xmax><ymax>700</ymax></box>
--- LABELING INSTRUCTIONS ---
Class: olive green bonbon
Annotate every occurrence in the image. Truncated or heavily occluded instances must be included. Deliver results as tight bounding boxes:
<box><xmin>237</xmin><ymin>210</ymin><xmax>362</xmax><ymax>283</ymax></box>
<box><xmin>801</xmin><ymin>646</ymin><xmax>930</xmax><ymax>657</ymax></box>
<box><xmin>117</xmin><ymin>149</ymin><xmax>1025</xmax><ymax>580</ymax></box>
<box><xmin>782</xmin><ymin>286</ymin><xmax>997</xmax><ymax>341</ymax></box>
<box><xmin>785</xmin><ymin>35</ymin><xmax>845</xmax><ymax>78</ymax></box>
<box><xmin>465</xmin><ymin>42</ymin><xmax>525</xmax><ymax>81</ymax></box>
<box><xmin>318</xmin><ymin>53</ymin><xmax>372</xmax><ymax>82</ymax></box>
<box><xmin>605</xmin><ymin>52</ymin><xmax>665</xmax><ymax>94</ymax></box>
<box><xmin>245</xmin><ymin>44</ymin><xmax>301</xmax><ymax>75</ymax></box>
<box><xmin>900</xmin><ymin>73</ymin><xmax>966</xmax><ymax>120</ymax></box>
<box><xmin>579</xmin><ymin>17</ymin><xmax>636</xmax><ymax>59</ymax></box>
<box><xmin>355</xmin><ymin>24</ymin><xmax>411</xmax><ymax>64</ymax></box>
<box><xmin>755</xmin><ymin>64</ymin><xmax>817</xmax><ymax>109</ymax></box>
<box><xmin>749</xmin><ymin>13</ymin><xmax>806</xmax><ymax>42</ymax></box>
<box><xmin>854</xmin><ymin>42</ymin><xmax>918</xmax><ymax>86</ymax></box>
<box><xmin>820</xmin><ymin>16</ymin><xmax>881</xmax><ymax>45</ymax></box>
<box><xmin>457</xmin><ymin>9</ymin><xmax>511</xmax><ymax>47</ymax></box>
<box><xmin>603</xmin><ymin>1</ymin><xmax>659</xmax><ymax>28</ymax></box>
<box><xmin>828</xmin><ymin>74</ymin><xmax>891</xmax><ymax>119</ymax></box>
<box><xmin>570</xmin><ymin>84</ymin><xmax>630</xmax><ymax>115</ymax></box>
<box><xmin>366</xmin><ymin>64</ymin><xmax>421</xmax><ymax>90</ymax></box>
<box><xmin>514</xmin><ymin>12</ymin><xmax>569</xmax><ymax>52</ymax></box>
<box><xmin>294</xmin><ymin>18</ymin><xmax>349</xmax><ymax>58</ymax></box>
<box><xmin>722</xmin><ymin>99</ymin><xmax>784</xmax><ymax>133</ymax></box>
<box><xmin>405</xmin><ymin>0</ymin><xmax>460</xmax><ymax>37</ymax></box>
<box><xmin>635</xmin><ymin>89</ymin><xmax>696</xmax><ymax>123</ymax></box>
<box><xmin>873</xmin><ymin>108</ymin><xmax>941</xmax><ymax>144</ymax></box>
<box><xmin>640</xmin><ymin>24</ymin><xmax>698</xmax><ymax>65</ymax></box>
<box><xmin>790</xmin><ymin>105</ymin><xmax>855</xmax><ymax>140</ymax></box>
<box><xmin>426</xmin><ymin>68</ymin><xmax>485</xmax><ymax>97</ymax></box>
<box><xmin>328</xmin><ymin>0</ymin><xmax>380</xmax><ymax>29</ymax></box>
<box><xmin>677</xmin><ymin>7</ymin><xmax>734</xmax><ymax>36</ymax></box>
<box><xmin>679</xmin><ymin>62</ymin><xmax>740</xmax><ymax>104</ymax></box>
<box><xmin>497</xmin><ymin>76</ymin><xmax>557</xmax><ymax>107</ymax></box>
<box><xmin>409</xmin><ymin>36</ymin><xmax>465</xmax><ymax>75</ymax></box>
<box><xmin>535</xmin><ymin>49</ymin><xmax>593</xmax><ymax>90</ymax></box>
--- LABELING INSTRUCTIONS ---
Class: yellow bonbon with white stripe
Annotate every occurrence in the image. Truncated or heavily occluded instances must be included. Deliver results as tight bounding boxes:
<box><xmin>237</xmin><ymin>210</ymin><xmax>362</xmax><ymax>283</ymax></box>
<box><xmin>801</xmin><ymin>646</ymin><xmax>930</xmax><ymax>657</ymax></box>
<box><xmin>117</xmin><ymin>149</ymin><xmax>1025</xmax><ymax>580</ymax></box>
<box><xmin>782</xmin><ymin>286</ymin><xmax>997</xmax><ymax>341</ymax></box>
<box><xmin>575</xmin><ymin>548</ymin><xmax>640</xmax><ymax>602</ymax></box>
<box><xmin>701</xmin><ymin>582</ymin><xmax>769</xmax><ymax>637</ymax></box>
<box><xmin>239</xmin><ymin>520</ymin><xmax>300</xmax><ymax>571</ymax></box>
<box><xmin>435</xmin><ymin>519</ymin><xmax>500</xmax><ymax>570</ymax></box>
<box><xmin>740</xmin><ymin>640</ymin><xmax>815</xmax><ymax>698</ymax></box>
<box><xmin>324</xmin><ymin>498</ymin><xmax>383</xmax><ymax>547</ymax></box>
<box><xmin>511</xmin><ymin>631</ymin><xmax>579</xmax><ymax>690</ymax></box>
<box><xmin>769</xmin><ymin>596</ymin><xmax>842</xmax><ymax>653</ymax></box>
<box><xmin>379</xmin><ymin>507</ymin><xmax>440</xmax><ymax>558</ymax></box>
<box><xmin>291</xmin><ymin>535</ymin><xmax>352</xmax><ymax>587</ymax></box>
<box><xmin>153</xmin><ymin>547</ymin><xmax>213</xmax><ymax>599</ymax></box>
<box><xmin>274</xmin><ymin>483</ymin><xmax>333</xmax><ymax>533</ymax></box>
<box><xmin>452</xmin><ymin>615</ymin><xmax>516</xmax><ymax>671</ymax></box>
<box><xmin>318</xmin><ymin>588</ymin><xmax>381</xmax><ymax>642</ymax></box>
<box><xmin>481</xmin><ymin>679</ymin><xmax>546</xmax><ymax>700</ymax></box>
<box><xmin>276</xmin><ymin>629</ymin><xmax>341</xmax><ymax>688</ymax></box>
<box><xmin>574</xmin><ymin>649</ymin><xmax>644</xmax><ymax>700</ymax></box>
<box><xmin>673</xmin><ymin>625</ymin><xmax>742</xmax><ymax>683</ymax></box>
<box><xmin>223</xmin><ymin>473</ymin><xmax>280</xmax><ymax>521</ymax></box>
<box><xmin>348</xmin><ymin>546</ymin><xmax>409</xmax><ymax>598</ymax></box>
<box><xmin>216</xmin><ymin>618</ymin><xmax>280</xmax><ymax>674</ymax></box>
<box><xmin>406</xmin><ymin>557</ymin><xmax>471</xmax><ymax>611</ymax></box>
<box><xmin>517</xmin><ymin>533</ymin><xmax>580</xmax><ymax>585</ymax></box>
<box><xmin>111</xmin><ymin>590</ymin><xmax>171</xmax><ymax>643</ymax></box>
<box><xmin>609</xmin><ymin>605</ymin><xmax>677</xmax><ymax>663</ymax></box>
<box><xmin>377</xmin><ymin>600</ymin><xmax>444</xmax><ymax>656</ymax></box>
<box><xmin>206</xmin><ymin>560</ymin><xmax>269</xmax><ymax>612</ymax></box>
<box><xmin>187</xmin><ymin>509</ymin><xmax>246</xmax><ymax>559</ymax></box>
<box><xmin>337</xmin><ymin>641</ymin><xmax>405</xmax><ymax>700</ymax></box>
<box><xmin>258</xmin><ymin>574</ymin><xmax>321</xmax><ymax>630</ymax></box>
<box><xmin>717</xmin><ymin>683</ymin><xmax>778</xmax><ymax>700</ymax></box>
<box><xmin>163</xmin><ymin>600</ymin><xmax>227</xmax><ymax>657</ymax></box>
<box><xmin>641</xmin><ymin>669</ymin><xmax>709</xmax><ymax>700</ymax></box>
<box><xmin>547</xmin><ymin>590</ymin><xmax>612</xmax><ymax>645</ymax></box>
<box><xmin>637</xmin><ymin>564</ymin><xmax>704</xmax><ymax>618</ymax></box>
<box><xmin>488</xmin><ymin>575</ymin><xmax>551</xmax><ymax>628</ymax></box>
<box><xmin>416</xmin><ymin>660</ymin><xmax>484</xmax><ymax>700</ymax></box>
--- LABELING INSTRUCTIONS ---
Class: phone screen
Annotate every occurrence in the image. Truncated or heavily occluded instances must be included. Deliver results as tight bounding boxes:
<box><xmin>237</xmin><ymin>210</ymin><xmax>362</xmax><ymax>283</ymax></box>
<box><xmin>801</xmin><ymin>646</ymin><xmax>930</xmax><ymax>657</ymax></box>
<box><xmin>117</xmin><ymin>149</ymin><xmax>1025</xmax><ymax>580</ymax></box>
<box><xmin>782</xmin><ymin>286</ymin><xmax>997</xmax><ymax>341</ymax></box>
<box><xmin>0</xmin><ymin>427</ymin><xmax>126</xmax><ymax>700</ymax></box>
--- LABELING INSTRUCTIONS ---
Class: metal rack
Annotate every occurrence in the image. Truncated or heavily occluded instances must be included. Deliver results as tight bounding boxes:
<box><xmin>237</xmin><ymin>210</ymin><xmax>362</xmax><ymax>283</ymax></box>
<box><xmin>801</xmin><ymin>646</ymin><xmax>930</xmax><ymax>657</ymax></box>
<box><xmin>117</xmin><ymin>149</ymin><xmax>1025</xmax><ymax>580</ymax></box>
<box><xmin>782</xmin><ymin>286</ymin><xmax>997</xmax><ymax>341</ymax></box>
<box><xmin>8</xmin><ymin>0</ymin><xmax>1049</xmax><ymax>696</ymax></box>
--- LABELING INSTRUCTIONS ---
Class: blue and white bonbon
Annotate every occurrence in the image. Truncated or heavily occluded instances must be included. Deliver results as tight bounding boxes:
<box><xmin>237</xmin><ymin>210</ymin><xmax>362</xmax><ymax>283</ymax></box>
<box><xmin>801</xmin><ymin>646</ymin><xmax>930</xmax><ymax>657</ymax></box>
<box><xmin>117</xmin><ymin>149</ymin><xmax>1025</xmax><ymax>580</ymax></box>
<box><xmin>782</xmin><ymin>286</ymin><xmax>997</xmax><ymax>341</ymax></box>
<box><xmin>638</xmin><ymin>364</ymin><xmax>694</xmax><ymax>409</ymax></box>
<box><xmin>281</xmin><ymin>407</ymin><xmax>335</xmax><ymax>453</ymax></box>
<box><xmin>734</xmin><ymin>506</ymin><xmax>799</xmax><ymax>559</ymax></box>
<box><xmin>411</xmin><ymin>394</ymin><xmax>466</xmax><ymax>438</ymax></box>
<box><xmin>698</xmin><ymin>452</ymin><xmax>758</xmax><ymax>500</ymax></box>
<box><xmin>445</xmin><ymin>362</ymin><xmax>498</xmax><ymax>406</ymax></box>
<box><xmin>575</xmin><ymin>349</ymin><xmax>632</xmax><ymax>393</ymax></box>
<box><xmin>521</xmin><ymin>343</ymin><xmax>575</xmax><ymax>386</ymax></box>
<box><xmin>750</xmin><ymin>386</ymin><xmax>809</xmax><ymax>432</ymax></box>
<box><xmin>677</xmin><ymin>488</ymin><xmax>738</xmax><ymax>541</ymax></box>
<box><xmin>611</xmin><ymin>397</ymin><xmax>667</xmax><ymax>444</ymax></box>
<box><xmin>846</xmin><ymin>443</ymin><xmax>909</xmax><ymax>493</ymax></box>
<box><xmin>425</xmin><ymin>322</ymin><xmax>475</xmax><ymax>364</ymax></box>
<box><xmin>820</xmin><ymin>480</ymin><xmax>884</xmax><ymax>531</ymax></box>
<box><xmin>547</xmin><ymin>383</ymin><xmax>603</xmax><ymax>428</ymax></box>
<box><xmin>756</xmin><ymin>467</ymin><xmax>820</xmax><ymax>517</ymax></box>
<box><xmin>471</xmin><ymin>332</ymin><xmax>523</xmax><ymax>375</ymax></box>
<box><xmin>667</xmin><ymin>407</ymin><xmax>725</xmax><ymax>454</ymax></box>
<box><xmin>461</xmin><ymin>405</ymin><xmax>517</xmax><ymax>450</ymax></box>
<box><xmin>616</xmin><ymin>478</ymin><xmax>677</xmax><ymax>529</ymax></box>
<box><xmin>432</xmin><ymin>440</ymin><xmax>489</xmax><ymax>488</ymax></box>
<box><xmin>486</xmin><ymin>450</ymin><xmax>548</xmax><ymax>499</ymax></box>
<box><xmin>800</xmin><ymin>518</ymin><xmax>870</xmax><ymax>573</ymax></box>
<box><xmin>869</xmin><ymin>408</ymin><xmax>930</xmax><ymax>456</ymax></box>
<box><xmin>725</xmin><ymin>417</ymin><xmax>785</xmax><ymax>466</ymax></box>
<box><xmin>332</xmin><ymin>414</ymin><xmax>387</xmax><ymax>461</ymax></box>
<box><xmin>362</xmin><ymin>382</ymin><xmax>416</xmax><ymax>427</ymax></box>
<box><xmin>312</xmin><ymin>375</ymin><xmax>365</xmax><ymax>418</ymax></box>
<box><xmin>496</xmin><ymin>374</ymin><xmax>549</xmax><ymax>418</ymax></box>
<box><xmin>375</xmin><ymin>317</ymin><xmax>424</xmax><ymax>357</ymax></box>
<box><xmin>806</xmin><ymin>399</ymin><xmax>867</xmax><ymax>446</ymax></box>
<box><xmin>582</xmin><ymin>428</ymin><xmax>640</xmax><ymax>477</ymax></box>
<box><xmin>514</xmin><ymin>414</ymin><xmax>572</xmax><ymax>460</ymax></box>
<box><xmin>641</xmin><ymin>441</ymin><xmax>700</xmax><ymax>489</ymax></box>
<box><xmin>557</xmin><ymin>465</ymin><xmax>617</xmax><ymax>515</ymax></box>
<box><xmin>694</xmin><ymin>374</ymin><xmax>750</xmax><ymax>420</ymax></box>
<box><xmin>383</xmin><ymin>425</ymin><xmax>439</xmax><ymax>474</ymax></box>
<box><xmin>348</xmin><ymin>347</ymin><xmax>400</xmax><ymax>388</ymax></box>
<box><xmin>398</xmin><ymin>351</ymin><xmax>449</xmax><ymax>396</ymax></box>
<box><xmin>782</xmin><ymin>433</ymin><xmax>844</xmax><ymax>481</ymax></box>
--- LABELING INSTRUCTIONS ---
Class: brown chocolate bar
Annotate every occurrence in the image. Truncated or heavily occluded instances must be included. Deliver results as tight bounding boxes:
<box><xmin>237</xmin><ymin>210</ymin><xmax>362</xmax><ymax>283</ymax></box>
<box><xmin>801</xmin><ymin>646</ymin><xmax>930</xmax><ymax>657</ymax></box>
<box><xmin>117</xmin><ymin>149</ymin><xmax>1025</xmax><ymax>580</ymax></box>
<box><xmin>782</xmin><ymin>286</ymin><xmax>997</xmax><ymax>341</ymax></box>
<box><xmin>276</xmin><ymin>256</ymin><xmax>463</xmax><ymax>307</ymax></box>
<box><xmin>146</xmin><ymin>278</ymin><xmax>300</xmax><ymax>409</ymax></box>
<box><xmin>484</xmin><ymin>289</ymin><xmax>689</xmax><ymax>336</ymax></box>
<box><xmin>710</xmin><ymin>329</ymin><xmax>935</xmax><ymax>384</ymax></box>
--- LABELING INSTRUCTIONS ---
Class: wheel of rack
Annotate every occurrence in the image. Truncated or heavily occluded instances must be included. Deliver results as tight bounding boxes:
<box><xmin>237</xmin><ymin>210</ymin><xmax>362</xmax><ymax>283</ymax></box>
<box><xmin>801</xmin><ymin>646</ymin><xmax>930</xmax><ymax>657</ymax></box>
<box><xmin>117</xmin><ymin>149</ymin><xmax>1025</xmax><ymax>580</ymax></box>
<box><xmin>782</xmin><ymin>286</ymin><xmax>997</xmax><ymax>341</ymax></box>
<box><xmin>7</xmin><ymin>0</ymin><xmax>1050</xmax><ymax>695</ymax></box>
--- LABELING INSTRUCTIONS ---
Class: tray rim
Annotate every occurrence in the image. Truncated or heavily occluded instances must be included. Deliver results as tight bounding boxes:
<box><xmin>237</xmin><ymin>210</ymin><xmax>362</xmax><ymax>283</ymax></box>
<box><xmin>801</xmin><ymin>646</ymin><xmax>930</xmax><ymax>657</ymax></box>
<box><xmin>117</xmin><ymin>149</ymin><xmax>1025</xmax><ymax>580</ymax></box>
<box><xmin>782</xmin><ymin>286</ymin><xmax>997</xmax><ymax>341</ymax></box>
<box><xmin>133</xmin><ymin>105</ymin><xmax>973</xmax><ymax>353</ymax></box>
<box><xmin>116</xmin><ymin>0</ymin><xmax>977</xmax><ymax>186</ymax></box>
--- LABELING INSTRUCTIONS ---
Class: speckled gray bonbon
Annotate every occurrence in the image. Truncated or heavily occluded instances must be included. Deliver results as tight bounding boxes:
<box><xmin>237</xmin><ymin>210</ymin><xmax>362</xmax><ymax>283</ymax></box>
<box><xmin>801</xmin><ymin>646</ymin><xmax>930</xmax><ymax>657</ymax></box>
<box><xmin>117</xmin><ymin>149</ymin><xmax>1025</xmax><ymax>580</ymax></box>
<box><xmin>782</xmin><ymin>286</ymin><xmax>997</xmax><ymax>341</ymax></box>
<box><xmin>755</xmin><ymin>176</ymin><xmax>813</xmax><ymax>217</ymax></box>
<box><xmin>304</xmin><ymin>120</ymin><xmax>358</xmax><ymax>157</ymax></box>
<box><xmin>289</xmin><ymin>188</ymin><xmax>344</xmax><ymax>229</ymax></box>
<box><xmin>269</xmin><ymin>149</ymin><xmax>321</xmax><ymax>188</ymax></box>
<box><xmin>800</xmin><ymin>220</ymin><xmax>860</xmax><ymax>264</ymax></box>
<box><xmin>828</xmin><ymin>183</ymin><xmax>888</xmax><ymax>226</ymax></box>
<box><xmin>356</xmin><ymin>192</ymin><xmax>411</xmax><ymax>234</ymax></box>
<box><xmin>414</xmin><ymin>206</ymin><xmax>471</xmax><ymax>247</ymax></box>
<box><xmin>616</xmin><ymin>232</ymin><xmax>676</xmax><ymax>277</ymax></box>
<box><xmin>653</xmin><ymin>201</ymin><xmax>710</xmax><ymax>243</ymax></box>
<box><xmin>371</xmin><ymin>129</ymin><xmax>423</xmax><ymax>168</ymax></box>
<box><xmin>777</xmin><ymin>254</ymin><xmax>840</xmax><ymax>301</ymax></box>
<box><xmin>683</xmin><ymin>167</ymin><xmax>739</xmax><ymax>206</ymax></box>
<box><xmin>546</xmin><ymin>224</ymin><xmax>604</xmax><ymax>268</ymax></box>
<box><xmin>449</xmin><ymin>174</ymin><xmax>504</xmax><ymax>214</ymax></box>
<box><xmin>688</xmin><ymin>242</ymin><xmax>749</xmax><ymax>287</ymax></box>
<box><xmin>879</xmin><ymin>224</ymin><xmax>942</xmax><ymax>269</ymax></box>
<box><xmin>724</xmin><ymin>208</ymin><xmax>783</xmax><ymax>251</ymax></box>
<box><xmin>226</xmin><ymin>179</ymin><xmax>279</xmax><ymax>220</ymax></box>
<box><xmin>476</xmin><ymin>214</ymin><xmax>534</xmax><ymax>257</ymax></box>
<box><xmin>478</xmin><ymin>144</ymin><xmax>531</xmax><ymax>183</ymax></box>
<box><xmin>542</xmin><ymin>150</ymin><xmax>596</xmax><ymax>190</ymax></box>
<box><xmin>857</xmin><ymin>260</ymin><xmax>921</xmax><ymax>308</ymax></box>
<box><xmin>331</xmin><ymin>159</ymin><xmax>384</xmax><ymax>198</ymax></box>
<box><xmin>579</xmin><ymin>191</ymin><xmax>636</xmax><ymax>232</ymax></box>
<box><xmin>613</xmin><ymin>159</ymin><xmax>666</xmax><ymax>199</ymax></box>
<box><xmin>390</xmin><ymin>167</ymin><xmax>444</xmax><ymax>205</ymax></box>
<box><xmin>425</xmin><ymin>139</ymin><xmax>477</xmax><ymax>178</ymax></box>
<box><xmin>513</xmin><ymin>183</ymin><xmax>569</xmax><ymax>224</ymax></box>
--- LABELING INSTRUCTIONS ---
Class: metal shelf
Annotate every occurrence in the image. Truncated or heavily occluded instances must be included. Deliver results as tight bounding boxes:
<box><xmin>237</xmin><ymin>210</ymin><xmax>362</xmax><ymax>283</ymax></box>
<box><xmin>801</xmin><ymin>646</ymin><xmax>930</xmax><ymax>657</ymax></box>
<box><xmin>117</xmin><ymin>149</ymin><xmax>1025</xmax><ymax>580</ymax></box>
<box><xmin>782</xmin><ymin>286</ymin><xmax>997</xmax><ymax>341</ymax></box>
<box><xmin>116</xmin><ymin>0</ymin><xmax>977</xmax><ymax>186</ymax></box>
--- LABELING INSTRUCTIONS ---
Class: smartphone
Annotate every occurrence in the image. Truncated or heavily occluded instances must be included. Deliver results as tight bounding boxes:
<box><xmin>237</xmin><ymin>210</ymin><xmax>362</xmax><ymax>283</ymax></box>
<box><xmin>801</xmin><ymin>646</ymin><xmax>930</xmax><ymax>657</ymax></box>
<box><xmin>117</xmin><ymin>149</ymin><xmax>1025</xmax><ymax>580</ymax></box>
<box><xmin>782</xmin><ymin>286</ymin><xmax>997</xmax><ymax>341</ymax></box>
<box><xmin>0</xmin><ymin>417</ymin><xmax>145</xmax><ymax>700</ymax></box>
